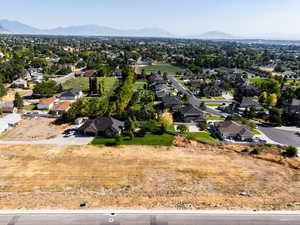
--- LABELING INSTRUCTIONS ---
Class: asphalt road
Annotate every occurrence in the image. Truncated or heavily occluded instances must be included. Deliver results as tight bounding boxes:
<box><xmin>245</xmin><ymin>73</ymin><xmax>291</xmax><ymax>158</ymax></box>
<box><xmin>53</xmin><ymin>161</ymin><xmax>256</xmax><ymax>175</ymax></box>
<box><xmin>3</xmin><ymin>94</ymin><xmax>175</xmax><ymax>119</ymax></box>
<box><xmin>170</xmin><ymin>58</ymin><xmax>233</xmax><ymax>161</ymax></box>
<box><xmin>258</xmin><ymin>125</ymin><xmax>300</xmax><ymax>147</ymax></box>
<box><xmin>1</xmin><ymin>213</ymin><xmax>300</xmax><ymax>225</ymax></box>
<box><xmin>168</xmin><ymin>76</ymin><xmax>229</xmax><ymax>117</ymax></box>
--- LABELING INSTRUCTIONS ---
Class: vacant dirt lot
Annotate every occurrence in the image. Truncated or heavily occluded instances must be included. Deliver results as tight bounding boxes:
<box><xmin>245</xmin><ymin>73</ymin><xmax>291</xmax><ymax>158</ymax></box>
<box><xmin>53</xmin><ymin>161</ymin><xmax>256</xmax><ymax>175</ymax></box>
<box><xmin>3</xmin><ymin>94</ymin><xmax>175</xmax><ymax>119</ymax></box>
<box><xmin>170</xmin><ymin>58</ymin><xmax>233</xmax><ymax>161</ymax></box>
<box><xmin>0</xmin><ymin>140</ymin><xmax>300</xmax><ymax>210</ymax></box>
<box><xmin>0</xmin><ymin>118</ymin><xmax>67</xmax><ymax>141</ymax></box>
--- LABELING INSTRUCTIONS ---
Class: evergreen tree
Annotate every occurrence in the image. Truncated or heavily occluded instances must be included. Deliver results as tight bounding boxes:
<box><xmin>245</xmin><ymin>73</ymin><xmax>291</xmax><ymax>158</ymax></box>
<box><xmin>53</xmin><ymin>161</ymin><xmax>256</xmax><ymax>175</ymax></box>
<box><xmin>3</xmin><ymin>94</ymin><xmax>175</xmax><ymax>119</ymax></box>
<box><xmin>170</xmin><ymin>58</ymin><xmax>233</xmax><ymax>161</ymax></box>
<box><xmin>13</xmin><ymin>92</ymin><xmax>24</xmax><ymax>109</ymax></box>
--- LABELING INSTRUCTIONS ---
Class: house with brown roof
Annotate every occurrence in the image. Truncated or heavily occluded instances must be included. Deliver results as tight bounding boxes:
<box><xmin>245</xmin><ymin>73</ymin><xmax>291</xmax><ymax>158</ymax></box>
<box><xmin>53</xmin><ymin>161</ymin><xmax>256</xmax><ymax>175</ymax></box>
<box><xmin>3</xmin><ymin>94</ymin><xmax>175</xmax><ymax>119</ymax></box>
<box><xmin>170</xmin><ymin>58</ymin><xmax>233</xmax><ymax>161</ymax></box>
<box><xmin>37</xmin><ymin>97</ymin><xmax>57</xmax><ymax>110</ymax></box>
<box><xmin>52</xmin><ymin>101</ymin><xmax>72</xmax><ymax>115</ymax></box>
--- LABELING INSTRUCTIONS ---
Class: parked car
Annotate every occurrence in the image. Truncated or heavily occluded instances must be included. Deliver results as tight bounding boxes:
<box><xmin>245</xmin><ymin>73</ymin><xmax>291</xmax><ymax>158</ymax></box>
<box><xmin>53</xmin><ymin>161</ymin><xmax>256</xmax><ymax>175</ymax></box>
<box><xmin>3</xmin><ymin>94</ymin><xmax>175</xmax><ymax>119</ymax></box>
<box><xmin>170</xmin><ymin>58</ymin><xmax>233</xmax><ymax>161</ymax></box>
<box><xmin>296</xmin><ymin>131</ymin><xmax>300</xmax><ymax>136</ymax></box>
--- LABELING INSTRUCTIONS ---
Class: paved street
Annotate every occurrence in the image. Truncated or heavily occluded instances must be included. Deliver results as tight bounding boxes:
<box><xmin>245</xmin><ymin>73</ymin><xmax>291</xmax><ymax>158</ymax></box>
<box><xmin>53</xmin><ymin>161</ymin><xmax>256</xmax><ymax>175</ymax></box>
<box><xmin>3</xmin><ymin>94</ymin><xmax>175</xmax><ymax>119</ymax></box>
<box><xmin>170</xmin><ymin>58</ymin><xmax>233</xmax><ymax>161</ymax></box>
<box><xmin>258</xmin><ymin>125</ymin><xmax>300</xmax><ymax>147</ymax></box>
<box><xmin>168</xmin><ymin>76</ymin><xmax>229</xmax><ymax>117</ymax></box>
<box><xmin>1</xmin><ymin>212</ymin><xmax>300</xmax><ymax>225</ymax></box>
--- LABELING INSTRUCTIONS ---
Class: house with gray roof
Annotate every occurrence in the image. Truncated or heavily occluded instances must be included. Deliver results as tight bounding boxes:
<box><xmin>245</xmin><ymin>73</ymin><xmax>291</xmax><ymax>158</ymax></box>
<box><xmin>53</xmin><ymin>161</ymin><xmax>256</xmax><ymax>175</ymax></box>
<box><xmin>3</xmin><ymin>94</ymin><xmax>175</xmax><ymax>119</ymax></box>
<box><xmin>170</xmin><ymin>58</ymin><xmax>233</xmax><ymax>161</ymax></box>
<box><xmin>215</xmin><ymin>120</ymin><xmax>254</xmax><ymax>141</ymax></box>
<box><xmin>78</xmin><ymin>117</ymin><xmax>124</xmax><ymax>138</ymax></box>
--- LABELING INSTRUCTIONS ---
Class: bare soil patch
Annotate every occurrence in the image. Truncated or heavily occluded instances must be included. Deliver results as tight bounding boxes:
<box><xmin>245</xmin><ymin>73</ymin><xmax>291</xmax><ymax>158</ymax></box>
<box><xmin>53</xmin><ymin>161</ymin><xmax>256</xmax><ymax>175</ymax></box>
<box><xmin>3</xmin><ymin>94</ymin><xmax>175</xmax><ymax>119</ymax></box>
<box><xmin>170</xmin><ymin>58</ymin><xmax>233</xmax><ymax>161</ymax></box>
<box><xmin>0</xmin><ymin>118</ymin><xmax>67</xmax><ymax>141</ymax></box>
<box><xmin>0</xmin><ymin>142</ymin><xmax>300</xmax><ymax>210</ymax></box>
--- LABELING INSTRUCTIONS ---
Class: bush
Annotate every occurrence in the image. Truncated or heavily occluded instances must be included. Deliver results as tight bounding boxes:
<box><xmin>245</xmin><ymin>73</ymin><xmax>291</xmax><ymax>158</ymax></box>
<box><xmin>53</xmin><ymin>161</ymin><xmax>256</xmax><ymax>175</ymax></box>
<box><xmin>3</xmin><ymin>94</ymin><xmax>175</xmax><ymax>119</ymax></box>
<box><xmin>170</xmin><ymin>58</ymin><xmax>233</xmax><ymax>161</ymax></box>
<box><xmin>242</xmin><ymin>148</ymin><xmax>249</xmax><ymax>153</ymax></box>
<box><xmin>283</xmin><ymin>146</ymin><xmax>298</xmax><ymax>158</ymax></box>
<box><xmin>250</xmin><ymin>148</ymin><xmax>262</xmax><ymax>155</ymax></box>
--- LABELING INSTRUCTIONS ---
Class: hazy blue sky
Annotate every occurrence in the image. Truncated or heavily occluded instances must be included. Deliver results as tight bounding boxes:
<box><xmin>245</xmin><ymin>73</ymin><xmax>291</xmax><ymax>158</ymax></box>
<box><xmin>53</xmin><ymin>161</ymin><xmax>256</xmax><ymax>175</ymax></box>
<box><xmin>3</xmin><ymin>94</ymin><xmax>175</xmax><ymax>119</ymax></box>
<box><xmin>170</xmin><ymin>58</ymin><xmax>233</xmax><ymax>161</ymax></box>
<box><xmin>1</xmin><ymin>0</ymin><xmax>300</xmax><ymax>35</ymax></box>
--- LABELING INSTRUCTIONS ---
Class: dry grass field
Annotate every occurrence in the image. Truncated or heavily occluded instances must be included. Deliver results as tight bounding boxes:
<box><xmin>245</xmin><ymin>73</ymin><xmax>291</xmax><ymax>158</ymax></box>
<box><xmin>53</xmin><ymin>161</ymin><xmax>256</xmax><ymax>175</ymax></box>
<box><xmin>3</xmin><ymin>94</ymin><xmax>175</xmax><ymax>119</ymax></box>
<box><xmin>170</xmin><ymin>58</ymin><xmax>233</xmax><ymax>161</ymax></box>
<box><xmin>0</xmin><ymin>138</ymin><xmax>300</xmax><ymax>210</ymax></box>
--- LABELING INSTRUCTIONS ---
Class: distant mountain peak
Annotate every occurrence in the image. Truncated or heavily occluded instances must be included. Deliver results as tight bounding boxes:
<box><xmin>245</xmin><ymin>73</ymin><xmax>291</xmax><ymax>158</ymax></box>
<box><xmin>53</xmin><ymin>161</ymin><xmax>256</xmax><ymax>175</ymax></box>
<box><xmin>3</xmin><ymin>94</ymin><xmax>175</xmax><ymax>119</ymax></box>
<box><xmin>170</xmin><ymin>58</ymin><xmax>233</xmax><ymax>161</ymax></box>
<box><xmin>0</xmin><ymin>19</ymin><xmax>172</xmax><ymax>37</ymax></box>
<box><xmin>199</xmin><ymin>31</ymin><xmax>234</xmax><ymax>39</ymax></box>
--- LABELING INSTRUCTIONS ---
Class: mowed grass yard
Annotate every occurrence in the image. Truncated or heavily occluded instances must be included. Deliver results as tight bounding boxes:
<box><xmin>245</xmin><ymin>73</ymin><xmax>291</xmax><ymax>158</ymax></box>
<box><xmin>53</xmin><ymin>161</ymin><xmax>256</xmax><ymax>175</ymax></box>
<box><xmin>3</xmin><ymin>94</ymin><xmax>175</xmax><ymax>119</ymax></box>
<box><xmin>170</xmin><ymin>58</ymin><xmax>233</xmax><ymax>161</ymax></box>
<box><xmin>142</xmin><ymin>64</ymin><xmax>185</xmax><ymax>73</ymax></box>
<box><xmin>187</xmin><ymin>132</ymin><xmax>218</xmax><ymax>142</ymax></box>
<box><xmin>92</xmin><ymin>133</ymin><xmax>175</xmax><ymax>146</ymax></box>
<box><xmin>63</xmin><ymin>77</ymin><xmax>119</xmax><ymax>94</ymax></box>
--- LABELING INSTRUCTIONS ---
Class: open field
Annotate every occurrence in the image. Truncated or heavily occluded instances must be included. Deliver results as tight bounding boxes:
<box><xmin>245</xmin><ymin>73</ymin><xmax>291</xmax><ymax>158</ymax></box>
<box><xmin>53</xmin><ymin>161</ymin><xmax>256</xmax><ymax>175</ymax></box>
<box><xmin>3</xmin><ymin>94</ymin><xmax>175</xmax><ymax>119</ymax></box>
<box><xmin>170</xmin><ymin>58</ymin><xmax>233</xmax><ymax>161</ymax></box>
<box><xmin>0</xmin><ymin>140</ymin><xmax>300</xmax><ymax>209</ymax></box>
<box><xmin>141</xmin><ymin>64</ymin><xmax>185</xmax><ymax>73</ymax></box>
<box><xmin>0</xmin><ymin>118</ymin><xmax>67</xmax><ymax>141</ymax></box>
<box><xmin>63</xmin><ymin>77</ymin><xmax>118</xmax><ymax>93</ymax></box>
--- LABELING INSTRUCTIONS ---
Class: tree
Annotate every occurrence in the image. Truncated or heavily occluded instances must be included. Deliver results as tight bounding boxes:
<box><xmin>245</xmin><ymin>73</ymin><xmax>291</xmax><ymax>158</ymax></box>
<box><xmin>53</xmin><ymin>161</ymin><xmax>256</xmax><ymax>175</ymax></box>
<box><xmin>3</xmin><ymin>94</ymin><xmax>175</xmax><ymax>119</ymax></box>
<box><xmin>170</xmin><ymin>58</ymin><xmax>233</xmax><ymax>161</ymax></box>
<box><xmin>0</xmin><ymin>82</ymin><xmax>7</xmax><ymax>97</ymax></box>
<box><xmin>98</xmin><ymin>79</ymin><xmax>105</xmax><ymax>96</ymax></box>
<box><xmin>163</xmin><ymin>72</ymin><xmax>168</xmax><ymax>81</ymax></box>
<box><xmin>269</xmin><ymin>108</ymin><xmax>282</xmax><ymax>126</ymax></box>
<box><xmin>160</xmin><ymin>111</ymin><xmax>173</xmax><ymax>128</ymax></box>
<box><xmin>295</xmin><ymin>87</ymin><xmax>300</xmax><ymax>99</ymax></box>
<box><xmin>89</xmin><ymin>78</ymin><xmax>98</xmax><ymax>95</ymax></box>
<box><xmin>13</xmin><ymin>92</ymin><xmax>24</xmax><ymax>109</ymax></box>
<box><xmin>33</xmin><ymin>80</ymin><xmax>61</xmax><ymax>98</ymax></box>
<box><xmin>258</xmin><ymin>91</ymin><xmax>268</xmax><ymax>104</ymax></box>
<box><xmin>266</xmin><ymin>93</ymin><xmax>278</xmax><ymax>106</ymax></box>
<box><xmin>199</xmin><ymin>102</ymin><xmax>207</xmax><ymax>110</ymax></box>
<box><xmin>177</xmin><ymin>124</ymin><xmax>188</xmax><ymax>134</ymax></box>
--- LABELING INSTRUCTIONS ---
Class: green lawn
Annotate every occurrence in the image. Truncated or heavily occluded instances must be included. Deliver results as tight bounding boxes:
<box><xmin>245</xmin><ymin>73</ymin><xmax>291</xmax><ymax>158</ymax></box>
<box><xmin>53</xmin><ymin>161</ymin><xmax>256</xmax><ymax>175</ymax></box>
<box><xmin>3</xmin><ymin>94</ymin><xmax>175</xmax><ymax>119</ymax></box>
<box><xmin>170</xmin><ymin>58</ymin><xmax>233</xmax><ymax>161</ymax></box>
<box><xmin>133</xmin><ymin>81</ymin><xmax>147</xmax><ymax>89</ymax></box>
<box><xmin>63</xmin><ymin>77</ymin><xmax>118</xmax><ymax>94</ymax></box>
<box><xmin>142</xmin><ymin>64</ymin><xmax>185</xmax><ymax>73</ymax></box>
<box><xmin>187</xmin><ymin>132</ymin><xmax>217</xmax><ymax>142</ymax></box>
<box><xmin>23</xmin><ymin>104</ymin><xmax>36</xmax><ymax>111</ymax></box>
<box><xmin>205</xmin><ymin>103</ymin><xmax>222</xmax><ymax>107</ymax></box>
<box><xmin>249</xmin><ymin>77</ymin><xmax>266</xmax><ymax>85</ymax></box>
<box><xmin>252</xmin><ymin>129</ymin><xmax>262</xmax><ymax>135</ymax></box>
<box><xmin>206</xmin><ymin>115</ymin><xmax>224</xmax><ymax>121</ymax></box>
<box><xmin>91</xmin><ymin>132</ymin><xmax>175</xmax><ymax>146</ymax></box>
<box><xmin>199</xmin><ymin>97</ymin><xmax>225</xmax><ymax>100</ymax></box>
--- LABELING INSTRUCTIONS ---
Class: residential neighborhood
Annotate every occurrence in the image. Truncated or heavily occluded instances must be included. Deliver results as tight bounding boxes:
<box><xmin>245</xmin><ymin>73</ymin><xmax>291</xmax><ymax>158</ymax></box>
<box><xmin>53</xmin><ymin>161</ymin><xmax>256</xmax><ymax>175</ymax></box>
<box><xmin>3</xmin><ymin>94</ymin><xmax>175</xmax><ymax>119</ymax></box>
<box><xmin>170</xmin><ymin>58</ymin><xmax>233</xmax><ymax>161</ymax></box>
<box><xmin>0</xmin><ymin>34</ymin><xmax>300</xmax><ymax>212</ymax></box>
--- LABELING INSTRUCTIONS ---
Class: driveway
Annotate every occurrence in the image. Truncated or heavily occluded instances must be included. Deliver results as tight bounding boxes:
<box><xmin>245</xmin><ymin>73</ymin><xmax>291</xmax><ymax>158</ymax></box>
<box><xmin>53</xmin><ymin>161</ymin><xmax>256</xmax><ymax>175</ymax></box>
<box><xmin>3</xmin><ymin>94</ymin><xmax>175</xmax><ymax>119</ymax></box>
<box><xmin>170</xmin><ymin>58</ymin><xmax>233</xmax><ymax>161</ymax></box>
<box><xmin>258</xmin><ymin>125</ymin><xmax>300</xmax><ymax>147</ymax></box>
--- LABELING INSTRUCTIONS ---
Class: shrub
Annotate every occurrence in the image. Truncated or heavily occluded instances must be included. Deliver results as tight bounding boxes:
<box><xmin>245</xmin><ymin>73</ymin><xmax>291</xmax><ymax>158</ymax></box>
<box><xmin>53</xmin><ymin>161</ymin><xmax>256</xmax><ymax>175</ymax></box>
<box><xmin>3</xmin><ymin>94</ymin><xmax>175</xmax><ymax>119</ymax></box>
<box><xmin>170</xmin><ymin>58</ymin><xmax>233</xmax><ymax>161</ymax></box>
<box><xmin>283</xmin><ymin>146</ymin><xmax>298</xmax><ymax>158</ymax></box>
<box><xmin>242</xmin><ymin>148</ymin><xmax>249</xmax><ymax>153</ymax></box>
<box><xmin>250</xmin><ymin>148</ymin><xmax>262</xmax><ymax>155</ymax></box>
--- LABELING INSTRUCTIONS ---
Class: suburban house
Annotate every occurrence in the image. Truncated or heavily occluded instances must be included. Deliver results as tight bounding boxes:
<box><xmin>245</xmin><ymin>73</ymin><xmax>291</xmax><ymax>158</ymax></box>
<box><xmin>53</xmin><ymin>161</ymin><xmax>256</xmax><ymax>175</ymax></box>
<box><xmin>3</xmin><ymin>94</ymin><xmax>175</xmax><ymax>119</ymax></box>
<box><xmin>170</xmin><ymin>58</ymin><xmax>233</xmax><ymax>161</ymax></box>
<box><xmin>78</xmin><ymin>117</ymin><xmax>125</xmax><ymax>137</ymax></box>
<box><xmin>52</xmin><ymin>101</ymin><xmax>72</xmax><ymax>115</ymax></box>
<box><xmin>31</xmin><ymin>73</ymin><xmax>44</xmax><ymax>83</ymax></box>
<box><xmin>60</xmin><ymin>88</ymin><xmax>83</xmax><ymax>101</ymax></box>
<box><xmin>83</xmin><ymin>69</ymin><xmax>97</xmax><ymax>77</ymax></box>
<box><xmin>148</xmin><ymin>73</ymin><xmax>166</xmax><ymax>84</ymax></box>
<box><xmin>179</xmin><ymin>104</ymin><xmax>206</xmax><ymax>123</ymax></box>
<box><xmin>37</xmin><ymin>97</ymin><xmax>57</xmax><ymax>110</ymax></box>
<box><xmin>0</xmin><ymin>113</ymin><xmax>21</xmax><ymax>134</ymax></box>
<box><xmin>203</xmin><ymin>85</ymin><xmax>225</xmax><ymax>97</ymax></box>
<box><xmin>155</xmin><ymin>90</ymin><xmax>168</xmax><ymax>100</ymax></box>
<box><xmin>0</xmin><ymin>102</ymin><xmax>17</xmax><ymax>113</ymax></box>
<box><xmin>12</xmin><ymin>78</ymin><xmax>28</xmax><ymax>88</ymax></box>
<box><xmin>215</xmin><ymin>120</ymin><xmax>254</xmax><ymax>141</ymax></box>
<box><xmin>237</xmin><ymin>97</ymin><xmax>263</xmax><ymax>112</ymax></box>
<box><xmin>162</xmin><ymin>95</ymin><xmax>182</xmax><ymax>111</ymax></box>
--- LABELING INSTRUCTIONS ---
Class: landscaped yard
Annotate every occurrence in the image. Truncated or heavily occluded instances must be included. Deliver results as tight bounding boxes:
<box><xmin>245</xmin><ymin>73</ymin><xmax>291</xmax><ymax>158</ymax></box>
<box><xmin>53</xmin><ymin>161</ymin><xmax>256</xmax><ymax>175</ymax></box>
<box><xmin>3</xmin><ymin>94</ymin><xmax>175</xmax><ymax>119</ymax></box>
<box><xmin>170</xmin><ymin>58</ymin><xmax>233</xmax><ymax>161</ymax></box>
<box><xmin>63</xmin><ymin>77</ymin><xmax>118</xmax><ymax>94</ymax></box>
<box><xmin>142</xmin><ymin>64</ymin><xmax>185</xmax><ymax>73</ymax></box>
<box><xmin>206</xmin><ymin>114</ymin><xmax>224</xmax><ymax>121</ymax></box>
<box><xmin>205</xmin><ymin>103</ymin><xmax>222</xmax><ymax>107</ymax></box>
<box><xmin>133</xmin><ymin>81</ymin><xmax>147</xmax><ymax>89</ymax></box>
<box><xmin>252</xmin><ymin>129</ymin><xmax>262</xmax><ymax>135</ymax></box>
<box><xmin>91</xmin><ymin>132</ymin><xmax>175</xmax><ymax>146</ymax></box>
<box><xmin>187</xmin><ymin>132</ymin><xmax>217</xmax><ymax>142</ymax></box>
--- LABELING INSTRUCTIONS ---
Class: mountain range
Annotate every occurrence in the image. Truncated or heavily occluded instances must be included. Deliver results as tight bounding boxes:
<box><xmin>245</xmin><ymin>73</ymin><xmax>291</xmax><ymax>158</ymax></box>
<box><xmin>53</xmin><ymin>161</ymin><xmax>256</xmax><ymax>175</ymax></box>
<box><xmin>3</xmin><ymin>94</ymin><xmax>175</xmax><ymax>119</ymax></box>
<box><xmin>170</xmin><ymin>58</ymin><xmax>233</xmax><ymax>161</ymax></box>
<box><xmin>1</xmin><ymin>19</ymin><xmax>300</xmax><ymax>40</ymax></box>
<box><xmin>0</xmin><ymin>19</ymin><xmax>237</xmax><ymax>39</ymax></box>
